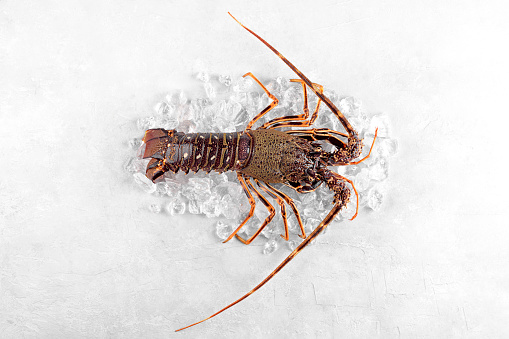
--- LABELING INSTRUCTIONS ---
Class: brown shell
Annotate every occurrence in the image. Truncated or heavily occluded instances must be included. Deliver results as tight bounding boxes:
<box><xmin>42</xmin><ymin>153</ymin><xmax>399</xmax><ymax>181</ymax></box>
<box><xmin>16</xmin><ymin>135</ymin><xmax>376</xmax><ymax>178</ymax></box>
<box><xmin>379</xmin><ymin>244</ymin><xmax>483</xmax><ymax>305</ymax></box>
<box><xmin>238</xmin><ymin>129</ymin><xmax>298</xmax><ymax>183</ymax></box>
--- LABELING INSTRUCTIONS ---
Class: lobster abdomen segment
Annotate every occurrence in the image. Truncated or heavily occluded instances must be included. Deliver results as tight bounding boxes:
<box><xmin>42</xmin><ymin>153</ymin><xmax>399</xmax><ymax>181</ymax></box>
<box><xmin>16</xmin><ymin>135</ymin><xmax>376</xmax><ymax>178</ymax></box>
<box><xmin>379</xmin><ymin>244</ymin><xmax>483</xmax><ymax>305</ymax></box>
<box><xmin>142</xmin><ymin>129</ymin><xmax>253</xmax><ymax>181</ymax></box>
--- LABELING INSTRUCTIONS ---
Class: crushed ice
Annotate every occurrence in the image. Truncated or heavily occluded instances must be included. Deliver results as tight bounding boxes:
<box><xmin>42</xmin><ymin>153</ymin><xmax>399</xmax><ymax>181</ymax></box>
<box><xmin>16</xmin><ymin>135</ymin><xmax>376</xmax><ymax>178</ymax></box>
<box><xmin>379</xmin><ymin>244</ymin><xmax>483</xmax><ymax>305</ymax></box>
<box><xmin>128</xmin><ymin>75</ymin><xmax>398</xmax><ymax>253</ymax></box>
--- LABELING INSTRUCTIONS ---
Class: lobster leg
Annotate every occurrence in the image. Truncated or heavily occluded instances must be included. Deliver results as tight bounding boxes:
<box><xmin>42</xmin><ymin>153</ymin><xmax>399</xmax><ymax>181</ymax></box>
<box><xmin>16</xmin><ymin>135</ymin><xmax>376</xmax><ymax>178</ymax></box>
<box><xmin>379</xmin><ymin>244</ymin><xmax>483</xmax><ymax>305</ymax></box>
<box><xmin>235</xmin><ymin>177</ymin><xmax>276</xmax><ymax>245</ymax></box>
<box><xmin>262</xmin><ymin>79</ymin><xmax>323</xmax><ymax>129</ymax></box>
<box><xmin>265</xmin><ymin>183</ymin><xmax>306</xmax><ymax>239</ymax></box>
<box><xmin>175</xmin><ymin>200</ymin><xmax>344</xmax><ymax>332</ymax></box>
<box><xmin>243</xmin><ymin>72</ymin><xmax>279</xmax><ymax>131</ymax></box>
<box><xmin>223</xmin><ymin>173</ymin><xmax>256</xmax><ymax>243</ymax></box>
<box><xmin>255</xmin><ymin>180</ymin><xmax>289</xmax><ymax>241</ymax></box>
<box><xmin>287</xmin><ymin>128</ymin><xmax>349</xmax><ymax>149</ymax></box>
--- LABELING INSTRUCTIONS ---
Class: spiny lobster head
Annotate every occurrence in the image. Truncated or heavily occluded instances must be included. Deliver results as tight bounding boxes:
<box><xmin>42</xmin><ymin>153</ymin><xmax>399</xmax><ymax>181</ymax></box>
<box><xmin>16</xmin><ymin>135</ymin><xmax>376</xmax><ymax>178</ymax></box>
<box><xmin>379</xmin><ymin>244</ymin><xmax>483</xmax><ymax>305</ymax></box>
<box><xmin>280</xmin><ymin>139</ymin><xmax>330</xmax><ymax>192</ymax></box>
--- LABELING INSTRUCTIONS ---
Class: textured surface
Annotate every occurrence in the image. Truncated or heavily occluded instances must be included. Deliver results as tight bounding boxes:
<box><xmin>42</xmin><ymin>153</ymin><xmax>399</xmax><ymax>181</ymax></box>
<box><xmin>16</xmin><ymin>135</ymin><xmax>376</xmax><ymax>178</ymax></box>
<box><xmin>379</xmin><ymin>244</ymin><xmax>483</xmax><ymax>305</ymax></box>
<box><xmin>1</xmin><ymin>1</ymin><xmax>508</xmax><ymax>338</ymax></box>
<box><xmin>239</xmin><ymin>129</ymin><xmax>296</xmax><ymax>183</ymax></box>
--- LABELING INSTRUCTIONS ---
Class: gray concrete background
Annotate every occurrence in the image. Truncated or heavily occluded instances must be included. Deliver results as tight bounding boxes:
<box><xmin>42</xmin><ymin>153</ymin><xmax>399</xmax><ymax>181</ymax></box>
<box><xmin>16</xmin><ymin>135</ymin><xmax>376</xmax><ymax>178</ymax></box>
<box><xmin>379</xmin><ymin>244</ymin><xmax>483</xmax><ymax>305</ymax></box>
<box><xmin>1</xmin><ymin>1</ymin><xmax>508</xmax><ymax>338</ymax></box>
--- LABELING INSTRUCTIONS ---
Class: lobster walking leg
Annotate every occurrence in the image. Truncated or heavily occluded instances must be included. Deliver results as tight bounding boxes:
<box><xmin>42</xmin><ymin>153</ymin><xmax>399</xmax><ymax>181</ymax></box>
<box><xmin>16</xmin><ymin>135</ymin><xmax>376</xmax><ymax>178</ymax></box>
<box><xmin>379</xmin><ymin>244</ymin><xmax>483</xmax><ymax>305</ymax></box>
<box><xmin>235</xmin><ymin>177</ymin><xmax>276</xmax><ymax>245</ymax></box>
<box><xmin>256</xmin><ymin>180</ymin><xmax>290</xmax><ymax>240</ymax></box>
<box><xmin>223</xmin><ymin>173</ymin><xmax>256</xmax><ymax>243</ymax></box>
<box><xmin>265</xmin><ymin>183</ymin><xmax>306</xmax><ymax>239</ymax></box>
<box><xmin>243</xmin><ymin>72</ymin><xmax>279</xmax><ymax>130</ymax></box>
<box><xmin>262</xmin><ymin>79</ymin><xmax>323</xmax><ymax>129</ymax></box>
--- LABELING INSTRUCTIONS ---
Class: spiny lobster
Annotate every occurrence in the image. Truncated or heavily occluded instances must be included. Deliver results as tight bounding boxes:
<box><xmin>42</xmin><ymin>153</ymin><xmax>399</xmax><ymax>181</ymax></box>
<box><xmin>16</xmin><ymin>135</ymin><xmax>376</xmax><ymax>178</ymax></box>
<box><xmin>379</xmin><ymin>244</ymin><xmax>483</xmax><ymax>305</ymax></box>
<box><xmin>141</xmin><ymin>13</ymin><xmax>377</xmax><ymax>331</ymax></box>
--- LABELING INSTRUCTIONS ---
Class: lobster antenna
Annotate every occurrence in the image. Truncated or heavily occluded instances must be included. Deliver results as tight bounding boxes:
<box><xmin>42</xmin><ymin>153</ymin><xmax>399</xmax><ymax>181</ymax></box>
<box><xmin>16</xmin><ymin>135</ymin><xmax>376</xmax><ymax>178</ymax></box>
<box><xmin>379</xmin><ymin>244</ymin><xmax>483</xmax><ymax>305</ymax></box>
<box><xmin>228</xmin><ymin>12</ymin><xmax>356</xmax><ymax>137</ymax></box>
<box><xmin>175</xmin><ymin>203</ymin><xmax>342</xmax><ymax>332</ymax></box>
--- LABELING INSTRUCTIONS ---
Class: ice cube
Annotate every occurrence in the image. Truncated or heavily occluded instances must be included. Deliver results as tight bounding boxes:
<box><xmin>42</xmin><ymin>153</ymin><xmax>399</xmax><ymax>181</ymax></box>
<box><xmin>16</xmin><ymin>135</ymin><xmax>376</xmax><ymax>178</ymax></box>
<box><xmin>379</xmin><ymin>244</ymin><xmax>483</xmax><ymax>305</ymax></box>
<box><xmin>366</xmin><ymin>186</ymin><xmax>384</xmax><ymax>211</ymax></box>
<box><xmin>154</xmin><ymin>101</ymin><xmax>175</xmax><ymax>116</ymax></box>
<box><xmin>353</xmin><ymin>167</ymin><xmax>371</xmax><ymax>193</ymax></box>
<box><xmin>167</xmin><ymin>197</ymin><xmax>186</xmax><ymax>215</ymax></box>
<box><xmin>204</xmin><ymin>82</ymin><xmax>216</xmax><ymax>100</ymax></box>
<box><xmin>286</xmin><ymin>214</ymin><xmax>301</xmax><ymax>235</ymax></box>
<box><xmin>202</xmin><ymin>196</ymin><xmax>221</xmax><ymax>218</ymax></box>
<box><xmin>368</xmin><ymin>157</ymin><xmax>389</xmax><ymax>181</ymax></box>
<box><xmin>367</xmin><ymin>114</ymin><xmax>390</xmax><ymax>138</ymax></box>
<box><xmin>210</xmin><ymin>172</ymin><xmax>228</xmax><ymax>186</ymax></box>
<box><xmin>165</xmin><ymin>178</ymin><xmax>182</xmax><ymax>197</ymax></box>
<box><xmin>233</xmin><ymin>108</ymin><xmax>251</xmax><ymax>127</ymax></box>
<box><xmin>300</xmin><ymin>191</ymin><xmax>317</xmax><ymax>205</ymax></box>
<box><xmin>220</xmin><ymin>194</ymin><xmax>240</xmax><ymax>220</ymax></box>
<box><xmin>304</xmin><ymin>217</ymin><xmax>321</xmax><ymax>234</ymax></box>
<box><xmin>189</xmin><ymin>177</ymin><xmax>212</xmax><ymax>193</ymax></box>
<box><xmin>155</xmin><ymin>182</ymin><xmax>169</xmax><ymax>196</ymax></box>
<box><xmin>303</xmin><ymin>204</ymin><xmax>321</xmax><ymax>219</ymax></box>
<box><xmin>287</xmin><ymin>239</ymin><xmax>300</xmax><ymax>251</ymax></box>
<box><xmin>188</xmin><ymin>199</ymin><xmax>200</xmax><ymax>214</ymax></box>
<box><xmin>123</xmin><ymin>157</ymin><xmax>145</xmax><ymax>174</ymax></box>
<box><xmin>136</xmin><ymin>116</ymin><xmax>156</xmax><ymax>130</ymax></box>
<box><xmin>196</xmin><ymin>71</ymin><xmax>210</xmax><ymax>83</ymax></box>
<box><xmin>263</xmin><ymin>238</ymin><xmax>279</xmax><ymax>255</ymax></box>
<box><xmin>261</xmin><ymin>213</ymin><xmax>283</xmax><ymax>239</ymax></box>
<box><xmin>341</xmin><ymin>199</ymin><xmax>357</xmax><ymax>220</ymax></box>
<box><xmin>233</xmin><ymin>77</ymin><xmax>253</xmax><ymax>92</ymax></box>
<box><xmin>215</xmin><ymin>221</ymin><xmax>233</xmax><ymax>240</ymax></box>
<box><xmin>254</xmin><ymin>202</ymin><xmax>269</xmax><ymax>222</ymax></box>
<box><xmin>339</xmin><ymin>96</ymin><xmax>362</xmax><ymax>117</ymax></box>
<box><xmin>133</xmin><ymin>173</ymin><xmax>156</xmax><ymax>194</ymax></box>
<box><xmin>178</xmin><ymin>90</ymin><xmax>188</xmax><ymax>106</ymax></box>
<box><xmin>149</xmin><ymin>204</ymin><xmax>162</xmax><ymax>213</ymax></box>
<box><xmin>129</xmin><ymin>138</ymin><xmax>142</xmax><ymax>149</ymax></box>
<box><xmin>276</xmin><ymin>76</ymin><xmax>290</xmax><ymax>91</ymax></box>
<box><xmin>181</xmin><ymin>185</ymin><xmax>197</xmax><ymax>201</ymax></box>
<box><xmin>219</xmin><ymin>74</ymin><xmax>232</xmax><ymax>87</ymax></box>
<box><xmin>238</xmin><ymin>214</ymin><xmax>262</xmax><ymax>238</ymax></box>
<box><xmin>282</xmin><ymin>86</ymin><xmax>301</xmax><ymax>108</ymax></box>
<box><xmin>156</xmin><ymin>116</ymin><xmax>178</xmax><ymax>130</ymax></box>
<box><xmin>323</xmin><ymin>89</ymin><xmax>339</xmax><ymax>103</ymax></box>
<box><xmin>378</xmin><ymin>138</ymin><xmax>398</xmax><ymax>157</ymax></box>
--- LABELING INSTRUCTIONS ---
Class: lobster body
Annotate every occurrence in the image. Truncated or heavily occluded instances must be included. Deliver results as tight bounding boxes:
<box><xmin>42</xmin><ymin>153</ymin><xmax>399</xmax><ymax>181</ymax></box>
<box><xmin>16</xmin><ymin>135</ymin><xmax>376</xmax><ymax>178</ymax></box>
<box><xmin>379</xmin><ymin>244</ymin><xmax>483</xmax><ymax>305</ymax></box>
<box><xmin>142</xmin><ymin>128</ymin><xmax>327</xmax><ymax>190</ymax></box>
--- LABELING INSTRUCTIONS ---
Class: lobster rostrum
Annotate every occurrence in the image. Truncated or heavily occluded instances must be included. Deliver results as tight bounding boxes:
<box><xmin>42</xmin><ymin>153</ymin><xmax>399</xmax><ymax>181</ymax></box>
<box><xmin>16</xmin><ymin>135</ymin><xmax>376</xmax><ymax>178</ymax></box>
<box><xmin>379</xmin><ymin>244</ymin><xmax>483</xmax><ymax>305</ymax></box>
<box><xmin>141</xmin><ymin>13</ymin><xmax>377</xmax><ymax>331</ymax></box>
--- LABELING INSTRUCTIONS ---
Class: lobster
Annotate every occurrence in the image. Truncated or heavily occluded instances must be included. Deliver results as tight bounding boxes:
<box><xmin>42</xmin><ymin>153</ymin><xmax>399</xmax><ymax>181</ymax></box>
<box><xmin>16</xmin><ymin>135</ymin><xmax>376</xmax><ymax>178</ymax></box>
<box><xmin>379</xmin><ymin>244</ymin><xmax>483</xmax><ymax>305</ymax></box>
<box><xmin>141</xmin><ymin>13</ymin><xmax>378</xmax><ymax>331</ymax></box>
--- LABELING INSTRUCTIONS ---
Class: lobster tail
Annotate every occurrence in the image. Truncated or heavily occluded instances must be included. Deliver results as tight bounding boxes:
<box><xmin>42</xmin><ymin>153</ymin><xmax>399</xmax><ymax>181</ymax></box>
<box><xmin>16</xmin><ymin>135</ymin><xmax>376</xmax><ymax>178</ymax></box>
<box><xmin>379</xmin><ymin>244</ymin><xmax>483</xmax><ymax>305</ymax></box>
<box><xmin>141</xmin><ymin>129</ymin><xmax>253</xmax><ymax>181</ymax></box>
<box><xmin>142</xmin><ymin>129</ymin><xmax>174</xmax><ymax>160</ymax></box>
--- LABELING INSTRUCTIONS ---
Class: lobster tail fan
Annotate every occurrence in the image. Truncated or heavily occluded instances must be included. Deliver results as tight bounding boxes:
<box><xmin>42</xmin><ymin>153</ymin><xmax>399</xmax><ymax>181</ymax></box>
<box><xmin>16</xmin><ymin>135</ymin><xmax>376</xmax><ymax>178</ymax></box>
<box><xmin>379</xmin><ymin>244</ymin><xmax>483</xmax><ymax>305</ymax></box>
<box><xmin>146</xmin><ymin>158</ymin><xmax>166</xmax><ymax>182</ymax></box>
<box><xmin>143</xmin><ymin>138</ymin><xmax>167</xmax><ymax>160</ymax></box>
<box><xmin>142</xmin><ymin>128</ymin><xmax>169</xmax><ymax>142</ymax></box>
<box><xmin>142</xmin><ymin>129</ymin><xmax>174</xmax><ymax>160</ymax></box>
<box><xmin>141</xmin><ymin>129</ymin><xmax>174</xmax><ymax>181</ymax></box>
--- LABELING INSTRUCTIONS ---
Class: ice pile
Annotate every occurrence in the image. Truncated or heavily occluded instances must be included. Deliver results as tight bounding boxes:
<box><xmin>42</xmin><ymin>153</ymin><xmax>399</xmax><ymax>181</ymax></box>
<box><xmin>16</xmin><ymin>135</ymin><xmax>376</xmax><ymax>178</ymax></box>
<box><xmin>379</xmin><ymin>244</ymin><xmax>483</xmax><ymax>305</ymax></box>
<box><xmin>125</xmin><ymin>75</ymin><xmax>398</xmax><ymax>253</ymax></box>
